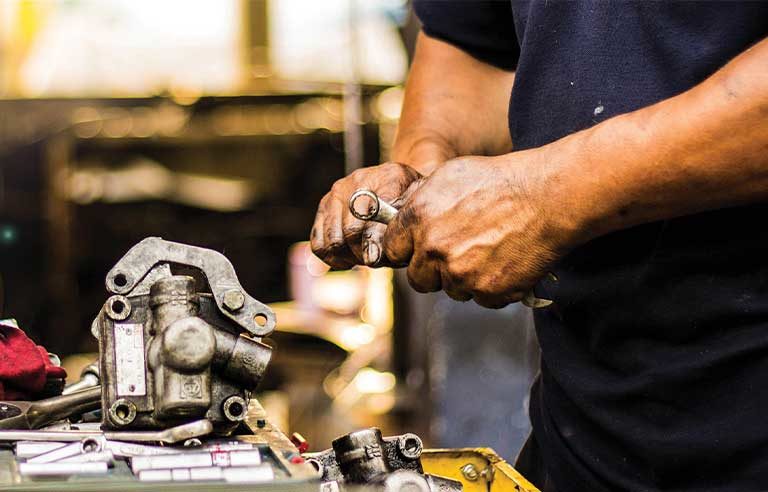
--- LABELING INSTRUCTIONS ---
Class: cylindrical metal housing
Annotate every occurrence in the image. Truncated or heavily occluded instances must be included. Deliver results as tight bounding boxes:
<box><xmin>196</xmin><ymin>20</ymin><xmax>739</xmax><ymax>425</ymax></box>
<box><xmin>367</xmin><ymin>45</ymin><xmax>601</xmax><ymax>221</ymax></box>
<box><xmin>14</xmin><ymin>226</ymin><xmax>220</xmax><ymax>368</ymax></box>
<box><xmin>212</xmin><ymin>330</ymin><xmax>272</xmax><ymax>389</ymax></box>
<box><xmin>332</xmin><ymin>428</ymin><xmax>391</xmax><ymax>483</ymax></box>
<box><xmin>148</xmin><ymin>275</ymin><xmax>212</xmax><ymax>419</ymax></box>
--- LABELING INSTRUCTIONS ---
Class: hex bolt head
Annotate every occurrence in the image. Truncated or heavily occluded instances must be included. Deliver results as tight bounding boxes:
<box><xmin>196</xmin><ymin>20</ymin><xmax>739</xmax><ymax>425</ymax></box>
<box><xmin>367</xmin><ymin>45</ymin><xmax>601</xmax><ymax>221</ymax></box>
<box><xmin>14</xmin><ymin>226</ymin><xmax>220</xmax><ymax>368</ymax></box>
<box><xmin>461</xmin><ymin>463</ymin><xmax>480</xmax><ymax>482</ymax></box>
<box><xmin>223</xmin><ymin>289</ymin><xmax>245</xmax><ymax>312</ymax></box>
<box><xmin>397</xmin><ymin>433</ymin><xmax>423</xmax><ymax>460</ymax></box>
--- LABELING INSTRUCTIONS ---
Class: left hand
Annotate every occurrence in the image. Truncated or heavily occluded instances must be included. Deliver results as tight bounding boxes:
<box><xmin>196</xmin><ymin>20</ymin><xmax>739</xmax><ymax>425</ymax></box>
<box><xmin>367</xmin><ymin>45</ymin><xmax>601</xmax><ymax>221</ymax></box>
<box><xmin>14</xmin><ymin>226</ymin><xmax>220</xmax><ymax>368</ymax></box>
<box><xmin>382</xmin><ymin>151</ymin><xmax>576</xmax><ymax>308</ymax></box>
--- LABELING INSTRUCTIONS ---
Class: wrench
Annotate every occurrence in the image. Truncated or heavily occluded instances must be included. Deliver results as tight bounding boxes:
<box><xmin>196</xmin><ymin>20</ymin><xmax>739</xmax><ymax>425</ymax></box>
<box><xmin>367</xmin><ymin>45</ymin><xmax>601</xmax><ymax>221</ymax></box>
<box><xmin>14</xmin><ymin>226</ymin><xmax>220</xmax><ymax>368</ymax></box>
<box><xmin>61</xmin><ymin>362</ymin><xmax>99</xmax><ymax>396</ymax></box>
<box><xmin>0</xmin><ymin>386</ymin><xmax>102</xmax><ymax>430</ymax></box>
<box><xmin>349</xmin><ymin>189</ymin><xmax>554</xmax><ymax>308</ymax></box>
<box><xmin>27</xmin><ymin>437</ymin><xmax>104</xmax><ymax>463</ymax></box>
<box><xmin>0</xmin><ymin>418</ymin><xmax>213</xmax><ymax>444</ymax></box>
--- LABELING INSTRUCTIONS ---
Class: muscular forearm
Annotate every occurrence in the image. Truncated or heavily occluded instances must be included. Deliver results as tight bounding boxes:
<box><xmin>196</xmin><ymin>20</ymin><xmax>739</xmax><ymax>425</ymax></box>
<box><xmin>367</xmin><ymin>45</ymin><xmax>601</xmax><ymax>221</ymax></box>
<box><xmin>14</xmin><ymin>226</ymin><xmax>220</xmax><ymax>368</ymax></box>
<box><xmin>546</xmin><ymin>37</ymin><xmax>768</xmax><ymax>244</ymax></box>
<box><xmin>392</xmin><ymin>32</ymin><xmax>515</xmax><ymax>175</ymax></box>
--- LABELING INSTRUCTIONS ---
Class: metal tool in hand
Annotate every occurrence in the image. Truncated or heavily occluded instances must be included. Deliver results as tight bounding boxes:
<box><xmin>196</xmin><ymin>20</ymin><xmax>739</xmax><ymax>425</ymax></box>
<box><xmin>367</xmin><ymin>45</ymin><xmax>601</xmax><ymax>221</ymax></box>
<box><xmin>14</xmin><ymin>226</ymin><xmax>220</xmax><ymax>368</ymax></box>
<box><xmin>349</xmin><ymin>189</ymin><xmax>554</xmax><ymax>309</ymax></box>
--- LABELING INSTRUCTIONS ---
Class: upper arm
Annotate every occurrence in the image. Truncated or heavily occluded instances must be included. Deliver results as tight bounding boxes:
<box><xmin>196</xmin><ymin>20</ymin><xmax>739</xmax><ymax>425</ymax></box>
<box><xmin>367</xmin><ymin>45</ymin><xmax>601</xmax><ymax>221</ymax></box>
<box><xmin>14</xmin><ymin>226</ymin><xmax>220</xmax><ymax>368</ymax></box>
<box><xmin>412</xmin><ymin>0</ymin><xmax>519</xmax><ymax>71</ymax></box>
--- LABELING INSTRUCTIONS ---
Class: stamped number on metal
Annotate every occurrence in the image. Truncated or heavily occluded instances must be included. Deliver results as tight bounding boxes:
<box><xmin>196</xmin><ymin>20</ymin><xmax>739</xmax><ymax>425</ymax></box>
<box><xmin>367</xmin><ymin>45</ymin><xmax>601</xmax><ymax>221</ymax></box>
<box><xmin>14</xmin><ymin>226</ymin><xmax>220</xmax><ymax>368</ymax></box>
<box><xmin>114</xmin><ymin>323</ymin><xmax>147</xmax><ymax>396</ymax></box>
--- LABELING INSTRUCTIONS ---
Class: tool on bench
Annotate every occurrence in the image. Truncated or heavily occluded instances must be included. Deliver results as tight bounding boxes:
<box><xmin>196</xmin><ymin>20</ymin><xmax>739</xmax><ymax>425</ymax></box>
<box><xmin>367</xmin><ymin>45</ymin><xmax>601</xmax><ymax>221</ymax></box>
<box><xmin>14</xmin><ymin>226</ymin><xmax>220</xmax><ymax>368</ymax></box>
<box><xmin>349</xmin><ymin>189</ymin><xmax>554</xmax><ymax>308</ymax></box>
<box><xmin>0</xmin><ymin>386</ymin><xmax>101</xmax><ymax>430</ymax></box>
<box><xmin>61</xmin><ymin>362</ymin><xmax>99</xmax><ymax>396</ymax></box>
<box><xmin>0</xmin><ymin>418</ymin><xmax>213</xmax><ymax>443</ymax></box>
<box><xmin>27</xmin><ymin>436</ymin><xmax>104</xmax><ymax>463</ymax></box>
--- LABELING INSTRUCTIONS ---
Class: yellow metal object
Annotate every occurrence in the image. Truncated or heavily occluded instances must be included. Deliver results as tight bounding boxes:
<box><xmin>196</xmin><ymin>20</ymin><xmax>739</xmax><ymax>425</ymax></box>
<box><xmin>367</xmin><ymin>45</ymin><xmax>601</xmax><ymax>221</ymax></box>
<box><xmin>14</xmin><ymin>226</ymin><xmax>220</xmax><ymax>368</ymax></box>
<box><xmin>422</xmin><ymin>448</ymin><xmax>540</xmax><ymax>492</ymax></box>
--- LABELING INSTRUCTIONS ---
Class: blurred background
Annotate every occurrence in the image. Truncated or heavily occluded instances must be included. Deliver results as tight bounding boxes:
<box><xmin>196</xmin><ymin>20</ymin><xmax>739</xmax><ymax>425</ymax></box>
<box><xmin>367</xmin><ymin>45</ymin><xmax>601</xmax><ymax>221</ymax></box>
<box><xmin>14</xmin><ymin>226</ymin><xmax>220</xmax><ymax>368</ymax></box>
<box><xmin>0</xmin><ymin>0</ymin><xmax>537</xmax><ymax>461</ymax></box>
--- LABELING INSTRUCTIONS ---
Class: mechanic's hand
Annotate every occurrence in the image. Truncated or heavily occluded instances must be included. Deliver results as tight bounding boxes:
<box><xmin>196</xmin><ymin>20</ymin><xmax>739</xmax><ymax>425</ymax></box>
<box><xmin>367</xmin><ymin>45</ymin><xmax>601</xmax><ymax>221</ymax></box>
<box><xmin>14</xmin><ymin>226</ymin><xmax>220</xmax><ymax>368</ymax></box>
<box><xmin>311</xmin><ymin>163</ymin><xmax>422</xmax><ymax>269</ymax></box>
<box><xmin>382</xmin><ymin>153</ymin><xmax>572</xmax><ymax>308</ymax></box>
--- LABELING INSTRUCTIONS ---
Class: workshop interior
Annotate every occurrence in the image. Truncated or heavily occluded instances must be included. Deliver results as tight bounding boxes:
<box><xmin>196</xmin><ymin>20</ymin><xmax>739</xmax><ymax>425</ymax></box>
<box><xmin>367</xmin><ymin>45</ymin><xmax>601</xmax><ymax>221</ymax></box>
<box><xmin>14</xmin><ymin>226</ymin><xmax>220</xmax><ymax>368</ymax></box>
<box><xmin>0</xmin><ymin>1</ymin><xmax>539</xmax><ymax>490</ymax></box>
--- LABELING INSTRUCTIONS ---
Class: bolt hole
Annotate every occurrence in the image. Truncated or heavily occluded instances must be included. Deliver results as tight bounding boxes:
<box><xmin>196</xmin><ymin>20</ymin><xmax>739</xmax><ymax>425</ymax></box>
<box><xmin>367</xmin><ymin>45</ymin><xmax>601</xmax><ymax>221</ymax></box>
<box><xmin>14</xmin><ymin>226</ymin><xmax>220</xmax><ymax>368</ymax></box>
<box><xmin>111</xmin><ymin>300</ymin><xmax>125</xmax><ymax>314</ymax></box>
<box><xmin>254</xmin><ymin>313</ymin><xmax>268</xmax><ymax>327</ymax></box>
<box><xmin>228</xmin><ymin>401</ymin><xmax>244</xmax><ymax>417</ymax></box>
<box><xmin>81</xmin><ymin>438</ymin><xmax>100</xmax><ymax>453</ymax></box>
<box><xmin>308</xmin><ymin>459</ymin><xmax>322</xmax><ymax>472</ymax></box>
<box><xmin>114</xmin><ymin>273</ymin><xmax>128</xmax><ymax>287</ymax></box>
<box><xmin>404</xmin><ymin>437</ymin><xmax>419</xmax><ymax>454</ymax></box>
<box><xmin>115</xmin><ymin>404</ymin><xmax>130</xmax><ymax>420</ymax></box>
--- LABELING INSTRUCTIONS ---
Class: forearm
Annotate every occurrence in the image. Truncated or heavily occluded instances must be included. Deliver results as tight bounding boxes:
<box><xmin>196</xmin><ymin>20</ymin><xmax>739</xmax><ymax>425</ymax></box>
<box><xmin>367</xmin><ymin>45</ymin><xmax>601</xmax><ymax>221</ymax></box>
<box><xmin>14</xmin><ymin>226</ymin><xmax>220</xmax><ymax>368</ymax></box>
<box><xmin>392</xmin><ymin>32</ymin><xmax>515</xmax><ymax>175</ymax></box>
<box><xmin>547</xmin><ymin>37</ymin><xmax>768</xmax><ymax>244</ymax></box>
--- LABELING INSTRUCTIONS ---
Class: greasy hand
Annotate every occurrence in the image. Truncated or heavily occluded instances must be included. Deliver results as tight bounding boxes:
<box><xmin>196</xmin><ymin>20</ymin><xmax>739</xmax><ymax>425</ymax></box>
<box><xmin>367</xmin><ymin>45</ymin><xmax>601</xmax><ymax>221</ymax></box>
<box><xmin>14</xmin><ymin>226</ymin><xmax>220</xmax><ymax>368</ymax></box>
<box><xmin>382</xmin><ymin>153</ymin><xmax>570</xmax><ymax>308</ymax></box>
<box><xmin>311</xmin><ymin>163</ymin><xmax>422</xmax><ymax>269</ymax></box>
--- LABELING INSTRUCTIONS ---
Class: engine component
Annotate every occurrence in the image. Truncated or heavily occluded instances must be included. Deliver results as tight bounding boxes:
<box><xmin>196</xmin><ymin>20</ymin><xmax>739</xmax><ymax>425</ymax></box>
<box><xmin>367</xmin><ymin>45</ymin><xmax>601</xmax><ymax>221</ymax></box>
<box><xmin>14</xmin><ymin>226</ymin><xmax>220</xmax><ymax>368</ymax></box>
<box><xmin>305</xmin><ymin>428</ymin><xmax>463</xmax><ymax>492</ymax></box>
<box><xmin>93</xmin><ymin>237</ymin><xmax>275</xmax><ymax>433</ymax></box>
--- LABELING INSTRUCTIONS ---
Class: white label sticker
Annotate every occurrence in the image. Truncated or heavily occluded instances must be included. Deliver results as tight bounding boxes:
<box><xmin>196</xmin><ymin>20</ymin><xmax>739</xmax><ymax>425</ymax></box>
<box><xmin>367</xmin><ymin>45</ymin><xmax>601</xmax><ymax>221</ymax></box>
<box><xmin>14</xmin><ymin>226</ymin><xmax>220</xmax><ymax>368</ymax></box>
<box><xmin>114</xmin><ymin>323</ymin><xmax>147</xmax><ymax>396</ymax></box>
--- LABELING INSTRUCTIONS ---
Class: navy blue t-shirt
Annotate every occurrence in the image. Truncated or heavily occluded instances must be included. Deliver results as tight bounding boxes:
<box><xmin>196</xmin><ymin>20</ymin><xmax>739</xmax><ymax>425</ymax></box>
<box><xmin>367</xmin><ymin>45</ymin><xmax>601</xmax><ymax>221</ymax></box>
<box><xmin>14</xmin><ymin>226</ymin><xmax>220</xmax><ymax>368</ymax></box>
<box><xmin>413</xmin><ymin>2</ymin><xmax>768</xmax><ymax>491</ymax></box>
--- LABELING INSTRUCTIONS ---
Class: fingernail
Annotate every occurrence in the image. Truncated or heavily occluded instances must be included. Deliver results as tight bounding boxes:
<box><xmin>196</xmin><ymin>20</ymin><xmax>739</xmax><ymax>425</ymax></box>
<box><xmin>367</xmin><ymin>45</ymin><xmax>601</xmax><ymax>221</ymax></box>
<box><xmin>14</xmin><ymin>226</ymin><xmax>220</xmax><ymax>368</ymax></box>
<box><xmin>363</xmin><ymin>242</ymin><xmax>381</xmax><ymax>266</ymax></box>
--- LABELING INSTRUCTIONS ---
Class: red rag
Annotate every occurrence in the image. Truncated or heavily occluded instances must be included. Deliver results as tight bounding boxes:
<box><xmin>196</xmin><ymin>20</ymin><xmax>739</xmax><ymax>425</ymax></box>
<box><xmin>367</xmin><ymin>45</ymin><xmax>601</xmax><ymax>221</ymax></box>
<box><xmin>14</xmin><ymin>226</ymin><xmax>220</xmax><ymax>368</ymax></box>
<box><xmin>0</xmin><ymin>322</ymin><xmax>66</xmax><ymax>400</ymax></box>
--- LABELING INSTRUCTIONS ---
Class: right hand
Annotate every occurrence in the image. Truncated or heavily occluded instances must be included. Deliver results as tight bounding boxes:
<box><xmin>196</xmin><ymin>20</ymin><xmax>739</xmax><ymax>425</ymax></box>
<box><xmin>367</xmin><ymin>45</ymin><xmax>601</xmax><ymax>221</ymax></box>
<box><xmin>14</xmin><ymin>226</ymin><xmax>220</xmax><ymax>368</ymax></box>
<box><xmin>311</xmin><ymin>162</ymin><xmax>422</xmax><ymax>269</ymax></box>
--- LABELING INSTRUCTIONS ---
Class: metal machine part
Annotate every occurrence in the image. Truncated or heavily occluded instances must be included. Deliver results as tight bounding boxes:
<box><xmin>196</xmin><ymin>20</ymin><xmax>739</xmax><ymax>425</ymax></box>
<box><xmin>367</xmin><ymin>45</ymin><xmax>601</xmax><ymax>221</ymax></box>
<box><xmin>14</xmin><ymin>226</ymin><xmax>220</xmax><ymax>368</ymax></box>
<box><xmin>0</xmin><ymin>387</ymin><xmax>102</xmax><ymax>430</ymax></box>
<box><xmin>102</xmin><ymin>237</ymin><xmax>275</xmax><ymax>336</ymax></box>
<box><xmin>27</xmin><ymin>437</ymin><xmax>104</xmax><ymax>463</ymax></box>
<box><xmin>18</xmin><ymin>461</ymin><xmax>109</xmax><ymax>477</ymax></box>
<box><xmin>62</xmin><ymin>362</ymin><xmax>100</xmax><ymax>396</ymax></box>
<box><xmin>0</xmin><ymin>418</ymin><xmax>213</xmax><ymax>444</ymax></box>
<box><xmin>306</xmin><ymin>428</ymin><xmax>462</xmax><ymax>492</ymax></box>
<box><xmin>348</xmin><ymin>189</ymin><xmax>553</xmax><ymax>309</ymax></box>
<box><xmin>94</xmin><ymin>237</ymin><xmax>274</xmax><ymax>433</ymax></box>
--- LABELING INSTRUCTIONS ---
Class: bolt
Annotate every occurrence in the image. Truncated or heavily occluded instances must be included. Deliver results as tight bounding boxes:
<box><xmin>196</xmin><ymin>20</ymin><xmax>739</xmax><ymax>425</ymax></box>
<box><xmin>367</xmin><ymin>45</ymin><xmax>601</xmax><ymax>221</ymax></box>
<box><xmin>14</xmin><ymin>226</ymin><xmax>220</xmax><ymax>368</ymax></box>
<box><xmin>461</xmin><ymin>463</ymin><xmax>479</xmax><ymax>482</ymax></box>
<box><xmin>223</xmin><ymin>289</ymin><xmax>245</xmax><ymax>312</ymax></box>
<box><xmin>397</xmin><ymin>434</ymin><xmax>423</xmax><ymax>460</ymax></box>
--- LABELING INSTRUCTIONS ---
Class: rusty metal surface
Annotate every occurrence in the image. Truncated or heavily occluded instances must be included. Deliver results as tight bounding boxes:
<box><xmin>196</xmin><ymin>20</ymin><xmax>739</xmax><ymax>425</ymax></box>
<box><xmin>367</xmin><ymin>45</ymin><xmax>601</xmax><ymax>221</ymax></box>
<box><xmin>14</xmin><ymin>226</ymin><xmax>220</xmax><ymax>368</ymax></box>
<box><xmin>104</xmin><ymin>237</ymin><xmax>276</xmax><ymax>337</ymax></box>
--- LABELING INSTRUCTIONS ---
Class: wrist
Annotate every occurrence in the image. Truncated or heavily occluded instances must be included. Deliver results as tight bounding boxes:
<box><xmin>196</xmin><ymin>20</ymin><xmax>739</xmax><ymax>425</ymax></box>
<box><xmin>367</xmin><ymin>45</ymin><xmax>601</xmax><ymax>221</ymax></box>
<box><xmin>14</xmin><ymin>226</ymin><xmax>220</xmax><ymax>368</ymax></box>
<box><xmin>391</xmin><ymin>133</ymin><xmax>458</xmax><ymax>176</ymax></box>
<box><xmin>522</xmin><ymin>129</ymin><xmax>608</xmax><ymax>251</ymax></box>
<box><xmin>534</xmin><ymin>114</ymin><xmax>644</xmax><ymax>248</ymax></box>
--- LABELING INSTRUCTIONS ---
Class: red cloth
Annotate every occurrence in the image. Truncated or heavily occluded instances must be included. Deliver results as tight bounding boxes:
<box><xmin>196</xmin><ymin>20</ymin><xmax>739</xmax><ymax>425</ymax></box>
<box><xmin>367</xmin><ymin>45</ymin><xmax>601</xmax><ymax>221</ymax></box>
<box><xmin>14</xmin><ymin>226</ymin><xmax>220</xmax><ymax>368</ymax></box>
<box><xmin>0</xmin><ymin>321</ymin><xmax>66</xmax><ymax>400</ymax></box>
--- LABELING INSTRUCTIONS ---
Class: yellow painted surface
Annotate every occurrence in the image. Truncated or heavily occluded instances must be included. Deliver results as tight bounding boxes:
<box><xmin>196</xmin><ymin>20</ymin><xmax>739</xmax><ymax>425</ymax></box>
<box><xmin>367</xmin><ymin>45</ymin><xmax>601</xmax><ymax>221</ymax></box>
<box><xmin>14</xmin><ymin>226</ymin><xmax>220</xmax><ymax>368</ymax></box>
<box><xmin>422</xmin><ymin>448</ymin><xmax>540</xmax><ymax>492</ymax></box>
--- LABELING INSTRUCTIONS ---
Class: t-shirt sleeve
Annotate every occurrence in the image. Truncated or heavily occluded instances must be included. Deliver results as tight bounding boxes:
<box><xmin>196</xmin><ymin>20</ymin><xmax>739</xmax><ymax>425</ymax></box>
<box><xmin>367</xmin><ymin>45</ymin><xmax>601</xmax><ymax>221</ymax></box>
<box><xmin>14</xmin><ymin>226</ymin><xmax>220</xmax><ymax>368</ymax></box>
<box><xmin>413</xmin><ymin>0</ymin><xmax>519</xmax><ymax>71</ymax></box>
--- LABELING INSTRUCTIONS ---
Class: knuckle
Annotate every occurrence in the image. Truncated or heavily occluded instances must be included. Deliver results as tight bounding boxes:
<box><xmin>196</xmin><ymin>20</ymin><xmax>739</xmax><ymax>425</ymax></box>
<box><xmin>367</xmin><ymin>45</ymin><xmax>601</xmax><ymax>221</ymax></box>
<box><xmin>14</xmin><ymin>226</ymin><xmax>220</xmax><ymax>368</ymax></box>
<box><xmin>342</xmin><ymin>221</ymin><xmax>365</xmax><ymax>240</ymax></box>
<box><xmin>406</xmin><ymin>265</ymin><xmax>433</xmax><ymax>293</ymax></box>
<box><xmin>444</xmin><ymin>260</ymin><xmax>470</xmax><ymax>280</ymax></box>
<box><xmin>472</xmin><ymin>278</ymin><xmax>502</xmax><ymax>299</ymax></box>
<box><xmin>474</xmin><ymin>296</ymin><xmax>508</xmax><ymax>309</ymax></box>
<box><xmin>326</xmin><ymin>236</ymin><xmax>346</xmax><ymax>249</ymax></box>
<box><xmin>445</xmin><ymin>288</ymin><xmax>472</xmax><ymax>302</ymax></box>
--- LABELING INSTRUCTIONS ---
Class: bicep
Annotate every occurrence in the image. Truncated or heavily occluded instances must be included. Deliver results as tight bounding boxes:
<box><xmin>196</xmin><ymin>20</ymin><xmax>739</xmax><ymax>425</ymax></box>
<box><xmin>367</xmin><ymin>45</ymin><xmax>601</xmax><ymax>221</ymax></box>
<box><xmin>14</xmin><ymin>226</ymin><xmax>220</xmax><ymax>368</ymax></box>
<box><xmin>413</xmin><ymin>0</ymin><xmax>519</xmax><ymax>71</ymax></box>
<box><xmin>396</xmin><ymin>32</ymin><xmax>516</xmax><ymax>159</ymax></box>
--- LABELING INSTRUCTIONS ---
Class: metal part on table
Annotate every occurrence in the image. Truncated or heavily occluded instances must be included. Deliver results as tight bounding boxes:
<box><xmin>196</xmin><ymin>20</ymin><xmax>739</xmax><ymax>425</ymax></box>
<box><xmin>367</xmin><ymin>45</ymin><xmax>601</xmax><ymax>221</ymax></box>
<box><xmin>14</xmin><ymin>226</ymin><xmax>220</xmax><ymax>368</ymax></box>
<box><xmin>27</xmin><ymin>437</ymin><xmax>104</xmax><ymax>463</ymax></box>
<box><xmin>349</xmin><ymin>189</ymin><xmax>554</xmax><ymax>309</ymax></box>
<box><xmin>0</xmin><ymin>418</ymin><xmax>213</xmax><ymax>444</ymax></box>
<box><xmin>94</xmin><ymin>237</ymin><xmax>274</xmax><ymax>433</ymax></box>
<box><xmin>59</xmin><ymin>450</ymin><xmax>115</xmax><ymax>464</ymax></box>
<box><xmin>104</xmin><ymin>418</ymin><xmax>214</xmax><ymax>443</ymax></box>
<box><xmin>0</xmin><ymin>386</ymin><xmax>102</xmax><ymax>430</ymax></box>
<box><xmin>103</xmin><ymin>237</ymin><xmax>275</xmax><ymax>336</ymax></box>
<box><xmin>305</xmin><ymin>428</ymin><xmax>462</xmax><ymax>492</ymax></box>
<box><xmin>62</xmin><ymin>362</ymin><xmax>100</xmax><ymax>395</ymax></box>
<box><xmin>18</xmin><ymin>461</ymin><xmax>109</xmax><ymax>476</ymax></box>
<box><xmin>138</xmin><ymin>464</ymin><xmax>275</xmax><ymax>483</ymax></box>
<box><xmin>421</xmin><ymin>448</ymin><xmax>541</xmax><ymax>492</ymax></box>
<box><xmin>131</xmin><ymin>449</ymin><xmax>261</xmax><ymax>472</ymax></box>
<box><xmin>15</xmin><ymin>441</ymin><xmax>67</xmax><ymax>459</ymax></box>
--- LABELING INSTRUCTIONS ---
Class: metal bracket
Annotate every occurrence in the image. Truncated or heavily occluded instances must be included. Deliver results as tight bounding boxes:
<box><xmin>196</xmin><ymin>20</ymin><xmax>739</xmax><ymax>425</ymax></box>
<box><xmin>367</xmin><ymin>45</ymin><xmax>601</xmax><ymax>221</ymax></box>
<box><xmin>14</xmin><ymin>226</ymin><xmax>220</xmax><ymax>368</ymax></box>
<box><xmin>104</xmin><ymin>237</ymin><xmax>275</xmax><ymax>337</ymax></box>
